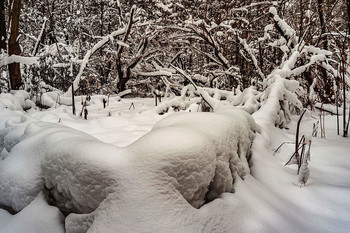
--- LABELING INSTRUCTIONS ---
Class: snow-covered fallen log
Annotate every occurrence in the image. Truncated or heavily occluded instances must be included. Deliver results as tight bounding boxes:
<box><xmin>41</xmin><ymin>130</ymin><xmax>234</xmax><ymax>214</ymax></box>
<box><xmin>0</xmin><ymin>99</ymin><xmax>258</xmax><ymax>232</ymax></box>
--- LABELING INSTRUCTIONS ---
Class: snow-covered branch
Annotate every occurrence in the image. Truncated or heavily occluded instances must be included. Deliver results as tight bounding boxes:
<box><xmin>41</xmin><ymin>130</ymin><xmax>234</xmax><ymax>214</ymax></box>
<box><xmin>32</xmin><ymin>17</ymin><xmax>47</xmax><ymax>56</ymax></box>
<box><xmin>238</xmin><ymin>37</ymin><xmax>265</xmax><ymax>81</ymax></box>
<box><xmin>63</xmin><ymin>28</ymin><xmax>127</xmax><ymax>96</ymax></box>
<box><xmin>189</xmin><ymin>23</ymin><xmax>230</xmax><ymax>69</ymax></box>
<box><xmin>0</xmin><ymin>54</ymin><xmax>39</xmax><ymax>67</ymax></box>
<box><xmin>269</xmin><ymin>7</ymin><xmax>297</xmax><ymax>48</ymax></box>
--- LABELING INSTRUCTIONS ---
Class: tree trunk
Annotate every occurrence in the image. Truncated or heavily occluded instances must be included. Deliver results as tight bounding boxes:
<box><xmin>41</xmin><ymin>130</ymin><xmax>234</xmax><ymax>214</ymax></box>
<box><xmin>298</xmin><ymin>0</ymin><xmax>304</xmax><ymax>43</ymax></box>
<box><xmin>347</xmin><ymin>0</ymin><xmax>350</xmax><ymax>35</ymax></box>
<box><xmin>317</xmin><ymin>0</ymin><xmax>328</xmax><ymax>49</ymax></box>
<box><xmin>117</xmin><ymin>77</ymin><xmax>128</xmax><ymax>93</ymax></box>
<box><xmin>8</xmin><ymin>0</ymin><xmax>22</xmax><ymax>90</ymax></box>
<box><xmin>317</xmin><ymin>0</ymin><xmax>332</xmax><ymax>103</ymax></box>
<box><xmin>0</xmin><ymin>0</ymin><xmax>6</xmax><ymax>50</ymax></box>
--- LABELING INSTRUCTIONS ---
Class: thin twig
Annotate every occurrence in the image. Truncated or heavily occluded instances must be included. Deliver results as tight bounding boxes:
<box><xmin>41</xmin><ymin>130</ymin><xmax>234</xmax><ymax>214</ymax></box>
<box><xmin>273</xmin><ymin>141</ymin><xmax>295</xmax><ymax>156</ymax></box>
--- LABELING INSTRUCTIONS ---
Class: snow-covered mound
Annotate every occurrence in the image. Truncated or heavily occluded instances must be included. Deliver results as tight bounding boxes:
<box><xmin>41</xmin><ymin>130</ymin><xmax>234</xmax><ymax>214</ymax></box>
<box><xmin>0</xmin><ymin>193</ymin><xmax>64</xmax><ymax>233</ymax></box>
<box><xmin>64</xmin><ymin>108</ymin><xmax>258</xmax><ymax>233</ymax></box>
<box><xmin>0</xmin><ymin>109</ymin><xmax>102</xmax><ymax>212</ymax></box>
<box><xmin>0</xmin><ymin>90</ymin><xmax>34</xmax><ymax>110</ymax></box>
<box><xmin>0</xmin><ymin>99</ymin><xmax>258</xmax><ymax>232</ymax></box>
<box><xmin>150</xmin><ymin>108</ymin><xmax>258</xmax><ymax>204</ymax></box>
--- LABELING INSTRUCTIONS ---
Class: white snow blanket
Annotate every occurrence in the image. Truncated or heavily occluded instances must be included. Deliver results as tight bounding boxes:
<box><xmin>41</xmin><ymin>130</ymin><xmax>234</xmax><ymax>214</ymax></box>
<box><xmin>0</xmin><ymin>94</ymin><xmax>258</xmax><ymax>232</ymax></box>
<box><xmin>0</xmin><ymin>193</ymin><xmax>64</xmax><ymax>233</ymax></box>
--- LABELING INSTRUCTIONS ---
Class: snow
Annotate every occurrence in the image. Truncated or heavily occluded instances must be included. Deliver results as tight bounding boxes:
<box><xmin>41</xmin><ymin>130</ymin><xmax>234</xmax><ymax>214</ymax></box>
<box><xmin>270</xmin><ymin>7</ymin><xmax>296</xmax><ymax>42</ymax></box>
<box><xmin>0</xmin><ymin>90</ymin><xmax>35</xmax><ymax>110</ymax></box>
<box><xmin>0</xmin><ymin>193</ymin><xmax>64</xmax><ymax>233</ymax></box>
<box><xmin>150</xmin><ymin>108</ymin><xmax>258</xmax><ymax>205</ymax></box>
<box><xmin>250</xmin><ymin>114</ymin><xmax>350</xmax><ymax>233</ymax></box>
<box><xmin>156</xmin><ymin>2</ymin><xmax>173</xmax><ymax>13</ymax></box>
<box><xmin>0</xmin><ymin>91</ymin><xmax>350</xmax><ymax>232</ymax></box>
<box><xmin>1</xmin><ymin>92</ymin><xmax>257</xmax><ymax>219</ymax></box>
<box><xmin>137</xmin><ymin>70</ymin><xmax>173</xmax><ymax>77</ymax></box>
<box><xmin>0</xmin><ymin>54</ymin><xmax>39</xmax><ymax>67</ymax></box>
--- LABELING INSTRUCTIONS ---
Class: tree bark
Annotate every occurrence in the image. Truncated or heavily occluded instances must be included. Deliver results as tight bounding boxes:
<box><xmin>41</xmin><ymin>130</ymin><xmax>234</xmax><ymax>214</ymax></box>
<box><xmin>317</xmin><ymin>0</ymin><xmax>332</xmax><ymax>103</ymax></box>
<box><xmin>8</xmin><ymin>0</ymin><xmax>22</xmax><ymax>90</ymax></box>
<box><xmin>347</xmin><ymin>0</ymin><xmax>350</xmax><ymax>35</ymax></box>
<box><xmin>116</xmin><ymin>6</ymin><xmax>135</xmax><ymax>92</ymax></box>
<box><xmin>298</xmin><ymin>0</ymin><xmax>304</xmax><ymax>43</ymax></box>
<box><xmin>117</xmin><ymin>76</ymin><xmax>128</xmax><ymax>93</ymax></box>
<box><xmin>0</xmin><ymin>0</ymin><xmax>6</xmax><ymax>50</ymax></box>
<box><xmin>317</xmin><ymin>0</ymin><xmax>327</xmax><ymax>49</ymax></box>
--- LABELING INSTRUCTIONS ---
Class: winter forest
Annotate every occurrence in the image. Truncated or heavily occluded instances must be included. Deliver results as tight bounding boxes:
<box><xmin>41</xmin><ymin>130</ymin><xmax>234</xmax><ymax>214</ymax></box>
<box><xmin>0</xmin><ymin>0</ymin><xmax>350</xmax><ymax>232</ymax></box>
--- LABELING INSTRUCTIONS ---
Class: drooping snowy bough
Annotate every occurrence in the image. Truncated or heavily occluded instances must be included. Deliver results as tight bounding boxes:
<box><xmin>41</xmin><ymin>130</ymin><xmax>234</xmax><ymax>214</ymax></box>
<box><xmin>0</xmin><ymin>91</ymin><xmax>259</xmax><ymax>232</ymax></box>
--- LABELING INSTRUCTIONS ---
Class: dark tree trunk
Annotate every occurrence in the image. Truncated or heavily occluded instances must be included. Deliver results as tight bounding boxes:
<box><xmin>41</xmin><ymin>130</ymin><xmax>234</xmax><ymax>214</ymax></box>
<box><xmin>344</xmin><ymin>0</ymin><xmax>350</xmax><ymax>137</ymax></box>
<box><xmin>317</xmin><ymin>0</ymin><xmax>332</xmax><ymax>103</ymax></box>
<box><xmin>8</xmin><ymin>0</ymin><xmax>22</xmax><ymax>90</ymax></box>
<box><xmin>298</xmin><ymin>0</ymin><xmax>304</xmax><ymax>42</ymax></box>
<box><xmin>116</xmin><ymin>66</ymin><xmax>125</xmax><ymax>92</ymax></box>
<box><xmin>117</xmin><ymin>76</ymin><xmax>128</xmax><ymax>93</ymax></box>
<box><xmin>347</xmin><ymin>0</ymin><xmax>350</xmax><ymax>35</ymax></box>
<box><xmin>0</xmin><ymin>0</ymin><xmax>6</xmax><ymax>50</ymax></box>
<box><xmin>317</xmin><ymin>0</ymin><xmax>328</xmax><ymax>49</ymax></box>
<box><xmin>115</xmin><ymin>7</ymin><xmax>135</xmax><ymax>93</ymax></box>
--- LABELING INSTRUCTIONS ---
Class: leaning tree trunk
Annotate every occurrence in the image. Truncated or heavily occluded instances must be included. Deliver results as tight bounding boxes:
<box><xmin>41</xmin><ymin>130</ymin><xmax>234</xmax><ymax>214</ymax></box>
<box><xmin>8</xmin><ymin>0</ymin><xmax>22</xmax><ymax>90</ymax></box>
<box><xmin>0</xmin><ymin>0</ymin><xmax>6</xmax><ymax>50</ymax></box>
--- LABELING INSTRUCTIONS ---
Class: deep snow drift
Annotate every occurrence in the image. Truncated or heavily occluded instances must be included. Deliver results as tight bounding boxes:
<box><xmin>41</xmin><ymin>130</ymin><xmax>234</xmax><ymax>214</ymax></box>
<box><xmin>0</xmin><ymin>91</ymin><xmax>349</xmax><ymax>233</ymax></box>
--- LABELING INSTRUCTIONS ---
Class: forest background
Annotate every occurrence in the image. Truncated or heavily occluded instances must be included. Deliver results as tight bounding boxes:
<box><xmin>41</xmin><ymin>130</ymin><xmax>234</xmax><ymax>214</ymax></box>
<box><xmin>1</xmin><ymin>0</ymin><xmax>350</xmax><ymax>132</ymax></box>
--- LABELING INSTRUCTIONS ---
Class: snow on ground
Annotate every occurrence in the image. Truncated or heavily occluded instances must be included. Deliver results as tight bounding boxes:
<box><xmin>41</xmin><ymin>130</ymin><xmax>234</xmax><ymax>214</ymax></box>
<box><xmin>0</xmin><ymin>193</ymin><xmax>64</xmax><ymax>233</ymax></box>
<box><xmin>251</xmin><ymin>113</ymin><xmax>350</xmax><ymax>233</ymax></box>
<box><xmin>0</xmin><ymin>92</ymin><xmax>349</xmax><ymax>233</ymax></box>
<box><xmin>28</xmin><ymin>97</ymin><xmax>162</xmax><ymax>147</ymax></box>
